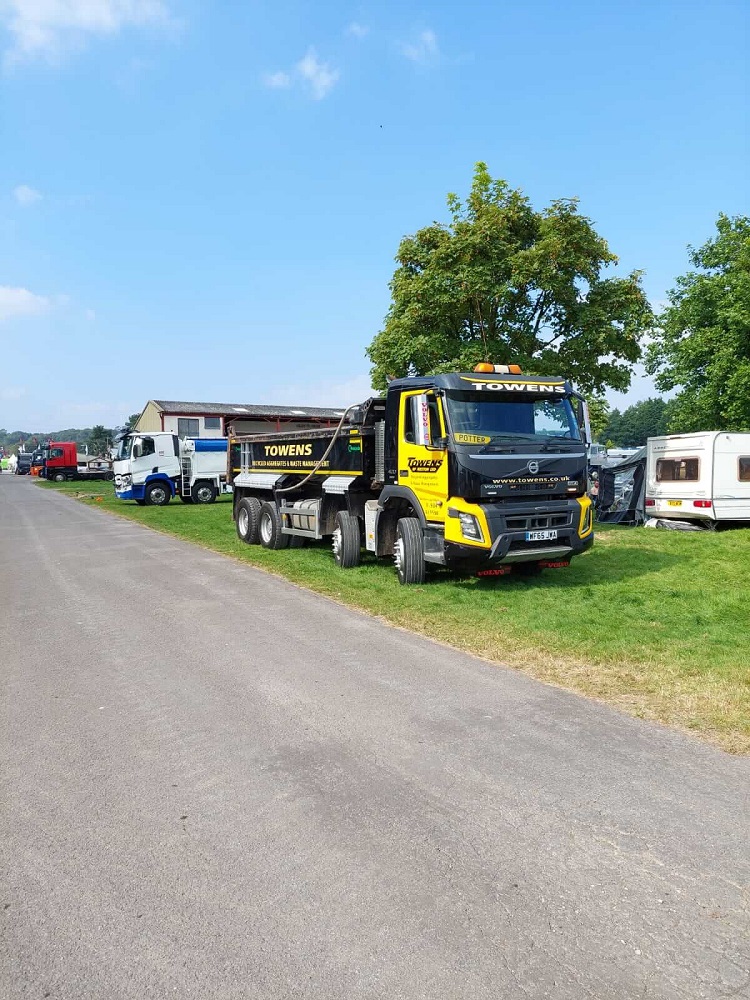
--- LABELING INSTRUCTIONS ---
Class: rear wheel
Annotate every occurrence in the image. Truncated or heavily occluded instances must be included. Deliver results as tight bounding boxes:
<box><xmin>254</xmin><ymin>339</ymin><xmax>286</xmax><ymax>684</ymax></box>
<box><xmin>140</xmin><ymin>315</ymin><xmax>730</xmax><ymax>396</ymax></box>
<box><xmin>332</xmin><ymin>510</ymin><xmax>361</xmax><ymax>568</ymax></box>
<box><xmin>104</xmin><ymin>471</ymin><xmax>114</xmax><ymax>482</ymax></box>
<box><xmin>394</xmin><ymin>517</ymin><xmax>424</xmax><ymax>585</ymax></box>
<box><xmin>192</xmin><ymin>481</ymin><xmax>217</xmax><ymax>504</ymax></box>
<box><xmin>145</xmin><ymin>482</ymin><xmax>171</xmax><ymax>506</ymax></box>
<box><xmin>237</xmin><ymin>497</ymin><xmax>262</xmax><ymax>544</ymax></box>
<box><xmin>259</xmin><ymin>501</ymin><xmax>289</xmax><ymax>550</ymax></box>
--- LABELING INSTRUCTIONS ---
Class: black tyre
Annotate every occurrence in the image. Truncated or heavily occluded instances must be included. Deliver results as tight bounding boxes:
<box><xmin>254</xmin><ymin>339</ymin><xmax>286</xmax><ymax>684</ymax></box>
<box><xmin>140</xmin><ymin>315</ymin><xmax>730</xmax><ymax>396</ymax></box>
<box><xmin>52</xmin><ymin>471</ymin><xmax>66</xmax><ymax>483</ymax></box>
<box><xmin>192</xmin><ymin>481</ymin><xmax>217</xmax><ymax>504</ymax></box>
<box><xmin>394</xmin><ymin>517</ymin><xmax>425</xmax><ymax>585</ymax></box>
<box><xmin>179</xmin><ymin>494</ymin><xmax>193</xmax><ymax>504</ymax></box>
<box><xmin>135</xmin><ymin>499</ymin><xmax>146</xmax><ymax>506</ymax></box>
<box><xmin>104</xmin><ymin>471</ymin><xmax>114</xmax><ymax>482</ymax></box>
<box><xmin>332</xmin><ymin>510</ymin><xmax>361</xmax><ymax>568</ymax></box>
<box><xmin>145</xmin><ymin>481</ymin><xmax>171</xmax><ymax>506</ymax></box>
<box><xmin>237</xmin><ymin>497</ymin><xmax>262</xmax><ymax>544</ymax></box>
<box><xmin>288</xmin><ymin>535</ymin><xmax>306</xmax><ymax>548</ymax></box>
<box><xmin>259</xmin><ymin>501</ymin><xmax>289</xmax><ymax>549</ymax></box>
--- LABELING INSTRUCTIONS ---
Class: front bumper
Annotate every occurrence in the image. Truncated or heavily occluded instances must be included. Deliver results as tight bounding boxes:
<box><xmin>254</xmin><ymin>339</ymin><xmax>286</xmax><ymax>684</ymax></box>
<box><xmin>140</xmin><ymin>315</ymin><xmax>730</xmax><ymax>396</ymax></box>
<box><xmin>443</xmin><ymin>497</ymin><xmax>593</xmax><ymax>572</ymax></box>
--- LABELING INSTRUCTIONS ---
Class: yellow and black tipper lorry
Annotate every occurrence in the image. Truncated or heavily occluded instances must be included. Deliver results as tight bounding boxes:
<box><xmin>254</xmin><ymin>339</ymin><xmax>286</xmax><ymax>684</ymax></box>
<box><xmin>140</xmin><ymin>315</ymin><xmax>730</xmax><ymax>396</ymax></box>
<box><xmin>228</xmin><ymin>365</ymin><xmax>594</xmax><ymax>584</ymax></box>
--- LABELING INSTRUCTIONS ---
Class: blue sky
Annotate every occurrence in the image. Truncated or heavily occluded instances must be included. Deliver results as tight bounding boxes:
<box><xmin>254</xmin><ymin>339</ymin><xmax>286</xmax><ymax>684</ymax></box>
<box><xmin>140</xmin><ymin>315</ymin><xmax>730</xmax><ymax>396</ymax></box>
<box><xmin>1</xmin><ymin>0</ymin><xmax>748</xmax><ymax>431</ymax></box>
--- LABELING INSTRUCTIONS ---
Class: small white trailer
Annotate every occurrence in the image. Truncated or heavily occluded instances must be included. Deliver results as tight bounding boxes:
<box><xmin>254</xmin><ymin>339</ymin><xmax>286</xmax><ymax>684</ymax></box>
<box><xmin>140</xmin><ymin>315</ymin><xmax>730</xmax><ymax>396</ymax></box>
<box><xmin>645</xmin><ymin>432</ymin><xmax>750</xmax><ymax>524</ymax></box>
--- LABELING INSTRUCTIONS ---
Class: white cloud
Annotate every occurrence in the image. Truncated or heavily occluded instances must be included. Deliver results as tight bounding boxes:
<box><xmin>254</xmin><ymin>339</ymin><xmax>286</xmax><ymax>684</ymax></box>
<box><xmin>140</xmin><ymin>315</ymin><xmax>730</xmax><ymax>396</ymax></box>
<box><xmin>1</xmin><ymin>0</ymin><xmax>170</xmax><ymax>66</ymax></box>
<box><xmin>262</xmin><ymin>70</ymin><xmax>291</xmax><ymax>89</ymax></box>
<box><xmin>0</xmin><ymin>285</ymin><xmax>50</xmax><ymax>322</ymax></box>
<box><xmin>0</xmin><ymin>385</ymin><xmax>26</xmax><ymax>401</ymax></box>
<box><xmin>345</xmin><ymin>22</ymin><xmax>369</xmax><ymax>39</ymax></box>
<box><xmin>264</xmin><ymin>47</ymin><xmax>340</xmax><ymax>101</ymax></box>
<box><xmin>296</xmin><ymin>48</ymin><xmax>339</xmax><ymax>100</ymax></box>
<box><xmin>399</xmin><ymin>28</ymin><xmax>438</xmax><ymax>63</ymax></box>
<box><xmin>13</xmin><ymin>183</ymin><xmax>42</xmax><ymax>205</ymax></box>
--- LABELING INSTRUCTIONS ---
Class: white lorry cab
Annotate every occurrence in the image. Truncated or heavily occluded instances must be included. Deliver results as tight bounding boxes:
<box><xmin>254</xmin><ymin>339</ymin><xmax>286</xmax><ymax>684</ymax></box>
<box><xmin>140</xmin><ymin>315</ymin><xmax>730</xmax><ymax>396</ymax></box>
<box><xmin>645</xmin><ymin>432</ymin><xmax>750</xmax><ymax>524</ymax></box>
<box><xmin>113</xmin><ymin>431</ymin><xmax>230</xmax><ymax>506</ymax></box>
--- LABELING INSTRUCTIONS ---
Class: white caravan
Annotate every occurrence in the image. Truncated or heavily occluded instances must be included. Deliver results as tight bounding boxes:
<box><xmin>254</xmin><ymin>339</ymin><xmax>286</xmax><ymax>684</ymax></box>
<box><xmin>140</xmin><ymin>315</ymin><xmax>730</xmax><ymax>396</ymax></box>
<box><xmin>113</xmin><ymin>432</ymin><xmax>230</xmax><ymax>506</ymax></box>
<box><xmin>645</xmin><ymin>432</ymin><xmax>750</xmax><ymax>523</ymax></box>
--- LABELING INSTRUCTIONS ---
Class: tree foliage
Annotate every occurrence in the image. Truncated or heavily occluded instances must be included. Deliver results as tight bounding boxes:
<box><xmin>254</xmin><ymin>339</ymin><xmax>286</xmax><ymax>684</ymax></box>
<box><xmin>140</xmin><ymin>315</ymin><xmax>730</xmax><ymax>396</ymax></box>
<box><xmin>646</xmin><ymin>214</ymin><xmax>750</xmax><ymax>431</ymax></box>
<box><xmin>368</xmin><ymin>163</ymin><xmax>653</xmax><ymax>394</ymax></box>
<box><xmin>586</xmin><ymin>396</ymin><xmax>611</xmax><ymax>441</ymax></box>
<box><xmin>603</xmin><ymin>397</ymin><xmax>674</xmax><ymax>447</ymax></box>
<box><xmin>87</xmin><ymin>425</ymin><xmax>113</xmax><ymax>456</ymax></box>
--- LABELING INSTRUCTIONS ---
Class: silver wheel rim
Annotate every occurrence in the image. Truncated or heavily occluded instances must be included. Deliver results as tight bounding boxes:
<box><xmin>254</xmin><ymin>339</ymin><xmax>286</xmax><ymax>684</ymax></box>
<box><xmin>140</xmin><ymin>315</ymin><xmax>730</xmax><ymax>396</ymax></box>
<box><xmin>393</xmin><ymin>536</ymin><xmax>404</xmax><ymax>577</ymax></box>
<box><xmin>238</xmin><ymin>508</ymin><xmax>249</xmax><ymax>535</ymax></box>
<box><xmin>196</xmin><ymin>486</ymin><xmax>212</xmax><ymax>502</ymax></box>
<box><xmin>151</xmin><ymin>487</ymin><xmax>167</xmax><ymax>504</ymax></box>
<box><xmin>260</xmin><ymin>512</ymin><xmax>273</xmax><ymax>545</ymax></box>
<box><xmin>332</xmin><ymin>526</ymin><xmax>342</xmax><ymax>562</ymax></box>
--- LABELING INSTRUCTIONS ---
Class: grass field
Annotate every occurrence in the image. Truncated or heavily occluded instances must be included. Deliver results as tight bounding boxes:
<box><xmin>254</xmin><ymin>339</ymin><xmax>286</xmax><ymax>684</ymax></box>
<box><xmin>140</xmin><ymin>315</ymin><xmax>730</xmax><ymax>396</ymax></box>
<box><xmin>37</xmin><ymin>479</ymin><xmax>750</xmax><ymax>753</ymax></box>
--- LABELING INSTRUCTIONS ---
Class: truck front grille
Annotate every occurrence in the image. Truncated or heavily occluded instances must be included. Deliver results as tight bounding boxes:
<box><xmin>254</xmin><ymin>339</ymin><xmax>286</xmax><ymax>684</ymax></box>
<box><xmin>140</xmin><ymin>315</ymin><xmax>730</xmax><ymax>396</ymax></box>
<box><xmin>505</xmin><ymin>513</ymin><xmax>570</xmax><ymax>531</ymax></box>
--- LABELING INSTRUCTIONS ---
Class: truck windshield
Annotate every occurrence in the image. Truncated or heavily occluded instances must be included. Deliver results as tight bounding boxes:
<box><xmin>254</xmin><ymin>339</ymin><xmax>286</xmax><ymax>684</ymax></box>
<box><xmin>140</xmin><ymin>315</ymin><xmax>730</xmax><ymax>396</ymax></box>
<box><xmin>445</xmin><ymin>392</ymin><xmax>581</xmax><ymax>443</ymax></box>
<box><xmin>115</xmin><ymin>437</ymin><xmax>133</xmax><ymax>460</ymax></box>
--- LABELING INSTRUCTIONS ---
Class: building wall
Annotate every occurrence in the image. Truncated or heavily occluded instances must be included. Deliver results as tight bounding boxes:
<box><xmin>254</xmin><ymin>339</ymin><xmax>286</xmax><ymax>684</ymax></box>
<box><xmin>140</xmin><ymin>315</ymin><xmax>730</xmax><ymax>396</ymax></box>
<box><xmin>135</xmin><ymin>401</ymin><xmax>162</xmax><ymax>433</ymax></box>
<box><xmin>161</xmin><ymin>414</ymin><xmax>225</xmax><ymax>438</ymax></box>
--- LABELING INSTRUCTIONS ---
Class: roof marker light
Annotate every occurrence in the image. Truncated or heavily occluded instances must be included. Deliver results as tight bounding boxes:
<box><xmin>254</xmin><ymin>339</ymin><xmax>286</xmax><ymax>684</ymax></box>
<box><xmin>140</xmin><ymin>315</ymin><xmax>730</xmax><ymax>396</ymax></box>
<box><xmin>473</xmin><ymin>363</ymin><xmax>524</xmax><ymax>374</ymax></box>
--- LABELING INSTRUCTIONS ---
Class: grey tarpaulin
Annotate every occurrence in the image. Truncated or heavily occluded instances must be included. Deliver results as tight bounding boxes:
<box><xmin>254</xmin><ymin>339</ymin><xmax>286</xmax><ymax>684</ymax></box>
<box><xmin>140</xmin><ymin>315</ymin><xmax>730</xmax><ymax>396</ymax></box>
<box><xmin>596</xmin><ymin>447</ymin><xmax>647</xmax><ymax>525</ymax></box>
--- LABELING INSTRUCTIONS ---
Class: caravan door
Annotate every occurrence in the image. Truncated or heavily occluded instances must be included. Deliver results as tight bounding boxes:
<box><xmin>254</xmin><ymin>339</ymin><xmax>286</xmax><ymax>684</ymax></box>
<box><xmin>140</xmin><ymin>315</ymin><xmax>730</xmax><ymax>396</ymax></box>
<box><xmin>712</xmin><ymin>434</ymin><xmax>750</xmax><ymax>522</ymax></box>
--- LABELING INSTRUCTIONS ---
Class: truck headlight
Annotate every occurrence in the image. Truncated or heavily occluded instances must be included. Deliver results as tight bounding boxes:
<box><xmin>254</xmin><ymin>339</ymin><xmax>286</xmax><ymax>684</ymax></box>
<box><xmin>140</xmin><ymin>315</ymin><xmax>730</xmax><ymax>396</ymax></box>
<box><xmin>459</xmin><ymin>512</ymin><xmax>483</xmax><ymax>542</ymax></box>
<box><xmin>581</xmin><ymin>503</ymin><xmax>592</xmax><ymax>535</ymax></box>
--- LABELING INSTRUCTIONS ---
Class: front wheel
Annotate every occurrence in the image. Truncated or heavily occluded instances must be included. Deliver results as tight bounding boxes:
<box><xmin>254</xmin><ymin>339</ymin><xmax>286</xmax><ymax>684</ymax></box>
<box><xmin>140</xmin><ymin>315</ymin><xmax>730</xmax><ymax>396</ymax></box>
<box><xmin>145</xmin><ymin>482</ymin><xmax>171</xmax><ymax>506</ymax></box>
<box><xmin>192</xmin><ymin>481</ymin><xmax>217</xmax><ymax>504</ymax></box>
<box><xmin>52</xmin><ymin>471</ymin><xmax>66</xmax><ymax>483</ymax></box>
<box><xmin>394</xmin><ymin>517</ymin><xmax>425</xmax><ymax>585</ymax></box>
<box><xmin>332</xmin><ymin>510</ymin><xmax>360</xmax><ymax>568</ymax></box>
<box><xmin>259</xmin><ymin>501</ymin><xmax>289</xmax><ymax>550</ymax></box>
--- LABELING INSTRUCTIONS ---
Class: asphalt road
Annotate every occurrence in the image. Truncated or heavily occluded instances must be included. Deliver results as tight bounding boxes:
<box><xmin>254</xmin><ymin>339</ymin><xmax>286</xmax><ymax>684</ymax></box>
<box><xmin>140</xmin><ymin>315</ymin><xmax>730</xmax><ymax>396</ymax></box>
<box><xmin>1</xmin><ymin>474</ymin><xmax>748</xmax><ymax>1000</ymax></box>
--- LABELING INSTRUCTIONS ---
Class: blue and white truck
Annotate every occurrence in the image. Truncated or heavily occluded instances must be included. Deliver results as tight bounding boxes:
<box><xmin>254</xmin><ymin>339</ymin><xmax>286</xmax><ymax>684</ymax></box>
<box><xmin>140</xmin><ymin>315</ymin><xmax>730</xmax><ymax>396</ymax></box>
<box><xmin>113</xmin><ymin>431</ymin><xmax>230</xmax><ymax>506</ymax></box>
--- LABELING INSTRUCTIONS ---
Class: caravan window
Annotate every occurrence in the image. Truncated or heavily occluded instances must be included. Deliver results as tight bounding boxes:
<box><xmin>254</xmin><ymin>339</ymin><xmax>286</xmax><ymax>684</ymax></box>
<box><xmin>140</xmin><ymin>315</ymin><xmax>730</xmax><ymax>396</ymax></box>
<box><xmin>739</xmin><ymin>457</ymin><xmax>750</xmax><ymax>482</ymax></box>
<box><xmin>656</xmin><ymin>457</ymin><xmax>700</xmax><ymax>482</ymax></box>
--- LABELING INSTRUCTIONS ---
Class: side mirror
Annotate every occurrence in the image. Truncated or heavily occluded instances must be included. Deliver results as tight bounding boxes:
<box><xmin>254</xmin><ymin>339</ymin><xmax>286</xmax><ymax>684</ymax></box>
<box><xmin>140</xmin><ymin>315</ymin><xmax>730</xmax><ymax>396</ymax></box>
<box><xmin>133</xmin><ymin>444</ymin><xmax>142</xmax><ymax>459</ymax></box>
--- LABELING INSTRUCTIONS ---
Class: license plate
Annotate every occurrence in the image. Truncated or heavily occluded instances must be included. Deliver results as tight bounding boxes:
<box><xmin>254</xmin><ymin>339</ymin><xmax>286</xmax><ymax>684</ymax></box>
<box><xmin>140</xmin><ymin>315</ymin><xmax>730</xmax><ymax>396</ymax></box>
<box><xmin>526</xmin><ymin>529</ymin><xmax>558</xmax><ymax>541</ymax></box>
<box><xmin>667</xmin><ymin>500</ymin><xmax>683</xmax><ymax>507</ymax></box>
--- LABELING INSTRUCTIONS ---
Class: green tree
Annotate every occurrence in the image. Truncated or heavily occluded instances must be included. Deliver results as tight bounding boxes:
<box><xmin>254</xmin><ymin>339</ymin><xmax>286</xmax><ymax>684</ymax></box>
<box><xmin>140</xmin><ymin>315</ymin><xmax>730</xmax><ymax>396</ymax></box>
<box><xmin>125</xmin><ymin>412</ymin><xmax>141</xmax><ymax>430</ymax></box>
<box><xmin>367</xmin><ymin>163</ymin><xmax>653</xmax><ymax>394</ymax></box>
<box><xmin>87</xmin><ymin>425</ymin><xmax>112</xmax><ymax>455</ymax></box>
<box><xmin>611</xmin><ymin>398</ymin><xmax>671</xmax><ymax>446</ymax></box>
<box><xmin>586</xmin><ymin>396</ymin><xmax>611</xmax><ymax>441</ymax></box>
<box><xmin>646</xmin><ymin>214</ymin><xmax>750</xmax><ymax>431</ymax></box>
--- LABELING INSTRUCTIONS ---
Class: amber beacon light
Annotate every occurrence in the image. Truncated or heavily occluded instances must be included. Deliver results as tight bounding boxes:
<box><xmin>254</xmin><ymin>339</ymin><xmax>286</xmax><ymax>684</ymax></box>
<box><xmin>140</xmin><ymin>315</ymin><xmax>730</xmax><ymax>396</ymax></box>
<box><xmin>473</xmin><ymin>363</ymin><xmax>523</xmax><ymax>374</ymax></box>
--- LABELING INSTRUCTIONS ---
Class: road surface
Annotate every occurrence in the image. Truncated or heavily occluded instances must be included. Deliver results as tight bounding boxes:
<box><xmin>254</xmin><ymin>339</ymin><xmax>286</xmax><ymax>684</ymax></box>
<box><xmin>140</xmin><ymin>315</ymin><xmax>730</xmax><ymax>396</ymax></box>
<box><xmin>1</xmin><ymin>475</ymin><xmax>748</xmax><ymax>999</ymax></box>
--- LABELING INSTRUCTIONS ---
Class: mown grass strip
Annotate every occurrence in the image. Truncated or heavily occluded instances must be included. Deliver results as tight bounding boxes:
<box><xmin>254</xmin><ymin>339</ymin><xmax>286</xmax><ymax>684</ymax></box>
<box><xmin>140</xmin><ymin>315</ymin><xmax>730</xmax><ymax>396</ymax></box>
<box><xmin>38</xmin><ymin>480</ymin><xmax>750</xmax><ymax>753</ymax></box>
